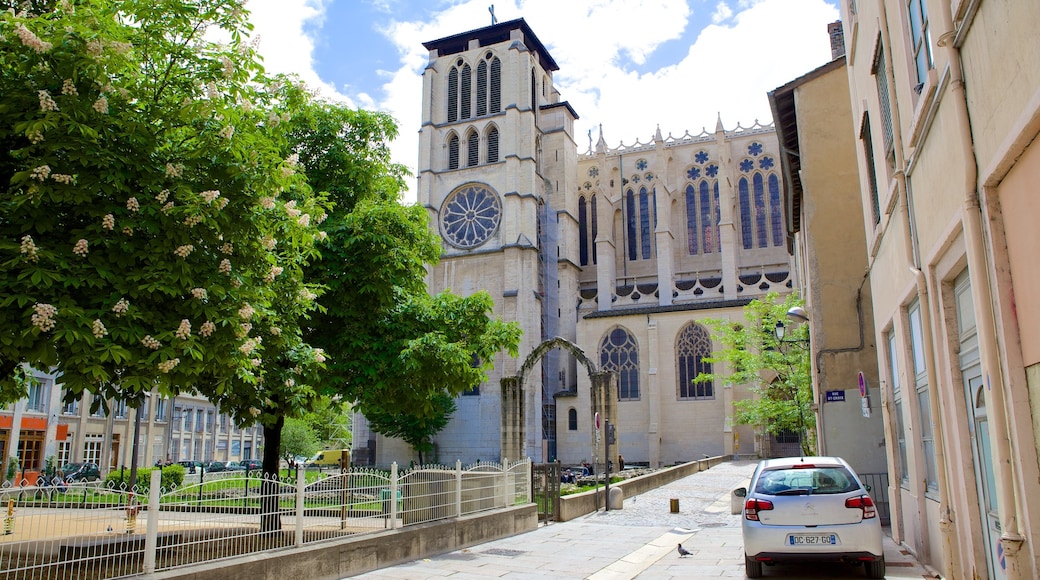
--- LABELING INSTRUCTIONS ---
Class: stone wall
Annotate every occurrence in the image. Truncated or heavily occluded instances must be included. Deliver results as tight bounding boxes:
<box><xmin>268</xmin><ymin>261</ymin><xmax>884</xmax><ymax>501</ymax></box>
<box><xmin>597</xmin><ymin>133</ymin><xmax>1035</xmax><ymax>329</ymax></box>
<box><xmin>558</xmin><ymin>456</ymin><xmax>727</xmax><ymax>521</ymax></box>
<box><xmin>150</xmin><ymin>504</ymin><xmax>537</xmax><ymax>580</ymax></box>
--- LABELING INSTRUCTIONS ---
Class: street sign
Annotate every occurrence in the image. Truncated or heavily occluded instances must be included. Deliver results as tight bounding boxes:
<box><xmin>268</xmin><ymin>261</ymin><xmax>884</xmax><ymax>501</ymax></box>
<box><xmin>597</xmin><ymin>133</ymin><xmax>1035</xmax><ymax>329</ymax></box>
<box><xmin>825</xmin><ymin>390</ymin><xmax>845</xmax><ymax>402</ymax></box>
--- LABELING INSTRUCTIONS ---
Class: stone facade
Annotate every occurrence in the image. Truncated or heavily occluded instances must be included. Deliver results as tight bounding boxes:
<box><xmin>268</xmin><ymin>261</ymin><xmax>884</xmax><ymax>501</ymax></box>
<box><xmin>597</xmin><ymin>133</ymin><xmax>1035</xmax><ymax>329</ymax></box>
<box><xmin>360</xmin><ymin>18</ymin><xmax>796</xmax><ymax>470</ymax></box>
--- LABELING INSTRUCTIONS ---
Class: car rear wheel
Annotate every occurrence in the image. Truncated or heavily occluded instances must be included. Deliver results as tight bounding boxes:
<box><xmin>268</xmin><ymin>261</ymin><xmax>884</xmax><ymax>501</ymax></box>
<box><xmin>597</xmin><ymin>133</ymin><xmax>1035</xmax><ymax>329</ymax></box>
<box><xmin>744</xmin><ymin>554</ymin><xmax>763</xmax><ymax>578</ymax></box>
<box><xmin>864</xmin><ymin>556</ymin><xmax>885</xmax><ymax>578</ymax></box>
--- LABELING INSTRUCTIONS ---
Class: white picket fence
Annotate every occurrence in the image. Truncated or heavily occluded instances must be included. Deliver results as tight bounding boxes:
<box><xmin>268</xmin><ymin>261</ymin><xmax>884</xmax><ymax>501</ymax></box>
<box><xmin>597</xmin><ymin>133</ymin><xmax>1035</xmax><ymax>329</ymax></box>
<box><xmin>0</xmin><ymin>458</ymin><xmax>531</xmax><ymax>579</ymax></box>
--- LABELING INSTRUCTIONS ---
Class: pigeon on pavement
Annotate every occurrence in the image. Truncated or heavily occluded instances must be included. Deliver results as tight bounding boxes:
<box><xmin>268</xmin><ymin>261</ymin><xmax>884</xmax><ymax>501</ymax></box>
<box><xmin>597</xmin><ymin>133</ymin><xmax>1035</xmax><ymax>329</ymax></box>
<box><xmin>677</xmin><ymin>543</ymin><xmax>693</xmax><ymax>558</ymax></box>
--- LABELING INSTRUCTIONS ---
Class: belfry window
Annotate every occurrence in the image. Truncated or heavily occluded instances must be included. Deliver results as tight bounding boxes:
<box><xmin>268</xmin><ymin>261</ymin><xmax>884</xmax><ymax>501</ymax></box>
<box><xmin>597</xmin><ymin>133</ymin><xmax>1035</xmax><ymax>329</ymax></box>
<box><xmin>447</xmin><ymin>66</ymin><xmax>459</xmax><ymax>123</ymax></box>
<box><xmin>460</xmin><ymin>64</ymin><xmax>472</xmax><ymax>120</ymax></box>
<box><xmin>487</xmin><ymin>126</ymin><xmax>499</xmax><ymax>163</ymax></box>
<box><xmin>448</xmin><ymin>134</ymin><xmax>459</xmax><ymax>170</ymax></box>
<box><xmin>467</xmin><ymin>130</ymin><xmax>479</xmax><ymax>167</ymax></box>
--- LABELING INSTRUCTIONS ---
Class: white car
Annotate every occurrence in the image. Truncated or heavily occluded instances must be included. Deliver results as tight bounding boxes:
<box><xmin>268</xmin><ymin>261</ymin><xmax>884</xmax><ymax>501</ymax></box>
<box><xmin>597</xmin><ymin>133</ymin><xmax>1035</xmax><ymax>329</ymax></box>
<box><xmin>735</xmin><ymin>456</ymin><xmax>884</xmax><ymax>578</ymax></box>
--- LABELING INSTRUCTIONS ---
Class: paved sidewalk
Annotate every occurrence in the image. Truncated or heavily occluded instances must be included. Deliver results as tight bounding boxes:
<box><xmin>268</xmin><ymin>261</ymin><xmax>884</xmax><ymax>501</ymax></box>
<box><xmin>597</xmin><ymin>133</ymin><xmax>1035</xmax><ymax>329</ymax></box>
<box><xmin>351</xmin><ymin>460</ymin><xmax>937</xmax><ymax>579</ymax></box>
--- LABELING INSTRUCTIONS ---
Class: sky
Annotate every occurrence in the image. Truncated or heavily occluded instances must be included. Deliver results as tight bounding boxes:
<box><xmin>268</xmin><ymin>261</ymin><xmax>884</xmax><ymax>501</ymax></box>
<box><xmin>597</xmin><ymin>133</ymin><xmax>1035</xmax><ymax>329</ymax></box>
<box><xmin>246</xmin><ymin>0</ymin><xmax>842</xmax><ymax>202</ymax></box>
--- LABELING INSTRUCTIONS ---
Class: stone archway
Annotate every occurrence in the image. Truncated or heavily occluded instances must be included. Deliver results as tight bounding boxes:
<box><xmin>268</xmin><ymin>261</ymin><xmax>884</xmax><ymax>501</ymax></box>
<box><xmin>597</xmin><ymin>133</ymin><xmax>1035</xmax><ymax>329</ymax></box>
<box><xmin>500</xmin><ymin>336</ymin><xmax>617</xmax><ymax>462</ymax></box>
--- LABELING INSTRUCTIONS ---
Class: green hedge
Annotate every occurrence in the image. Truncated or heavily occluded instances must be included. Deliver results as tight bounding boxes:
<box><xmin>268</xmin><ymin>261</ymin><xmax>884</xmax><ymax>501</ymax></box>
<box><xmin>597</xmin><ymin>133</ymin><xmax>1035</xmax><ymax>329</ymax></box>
<box><xmin>105</xmin><ymin>464</ymin><xmax>185</xmax><ymax>493</ymax></box>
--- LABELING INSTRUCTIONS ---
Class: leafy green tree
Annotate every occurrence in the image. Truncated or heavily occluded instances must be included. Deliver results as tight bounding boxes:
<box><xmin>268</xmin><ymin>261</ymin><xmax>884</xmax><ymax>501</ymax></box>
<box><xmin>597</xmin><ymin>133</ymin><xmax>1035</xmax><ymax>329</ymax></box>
<box><xmin>280</xmin><ymin>417</ymin><xmax>319</xmax><ymax>467</ymax></box>
<box><xmin>303</xmin><ymin>396</ymin><xmax>351</xmax><ymax>449</ymax></box>
<box><xmin>365</xmin><ymin>392</ymin><xmax>455</xmax><ymax>465</ymax></box>
<box><xmin>281</xmin><ymin>93</ymin><xmax>522</xmax><ymax>449</ymax></box>
<box><xmin>0</xmin><ymin>1</ymin><xmax>327</xmax><ymax>411</ymax></box>
<box><xmin>694</xmin><ymin>293</ymin><xmax>816</xmax><ymax>455</ymax></box>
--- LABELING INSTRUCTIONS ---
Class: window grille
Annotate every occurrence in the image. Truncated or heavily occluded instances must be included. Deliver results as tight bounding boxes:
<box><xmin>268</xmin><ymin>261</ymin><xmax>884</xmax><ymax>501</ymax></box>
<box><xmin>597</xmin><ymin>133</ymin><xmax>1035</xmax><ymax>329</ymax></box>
<box><xmin>754</xmin><ymin>174</ymin><xmax>768</xmax><ymax>248</ymax></box>
<box><xmin>448</xmin><ymin>134</ymin><xmax>459</xmax><ymax>170</ymax></box>
<box><xmin>460</xmin><ymin>64</ymin><xmax>472</xmax><ymax>120</ymax></box>
<box><xmin>477</xmin><ymin>61</ymin><xmax>488</xmax><ymax>116</ymax></box>
<box><xmin>860</xmin><ymin>113</ymin><xmax>881</xmax><ymax>225</ymax></box>
<box><xmin>487</xmin><ymin>126</ymin><xmax>499</xmax><ymax>163</ymax></box>
<box><xmin>700</xmin><ymin>181</ymin><xmax>714</xmax><ymax>253</ymax></box>
<box><xmin>467</xmin><ymin>130</ymin><xmax>479</xmax><ymax>167</ymax></box>
<box><xmin>639</xmin><ymin>187</ymin><xmax>651</xmax><ymax>259</ymax></box>
<box><xmin>447</xmin><ymin>67</ymin><xmax>458</xmax><ymax>123</ymax></box>
<box><xmin>872</xmin><ymin>40</ymin><xmax>895</xmax><ymax>171</ymax></box>
<box><xmin>489</xmin><ymin>58</ymin><xmax>501</xmax><ymax>113</ymax></box>
<box><xmin>739</xmin><ymin>177</ymin><xmax>752</xmax><ymax>249</ymax></box>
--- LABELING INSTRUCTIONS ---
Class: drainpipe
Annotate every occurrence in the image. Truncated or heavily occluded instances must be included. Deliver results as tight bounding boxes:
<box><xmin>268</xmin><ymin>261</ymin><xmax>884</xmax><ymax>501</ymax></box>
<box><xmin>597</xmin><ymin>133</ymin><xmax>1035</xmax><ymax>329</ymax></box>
<box><xmin>935</xmin><ymin>4</ymin><xmax>1024</xmax><ymax>577</ymax></box>
<box><xmin>874</xmin><ymin>2</ymin><xmax>955</xmax><ymax>572</ymax></box>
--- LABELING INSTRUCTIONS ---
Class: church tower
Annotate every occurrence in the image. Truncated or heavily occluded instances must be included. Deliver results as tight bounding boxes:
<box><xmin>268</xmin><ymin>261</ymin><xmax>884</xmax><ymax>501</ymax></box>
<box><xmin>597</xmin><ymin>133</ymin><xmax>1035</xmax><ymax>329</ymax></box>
<box><xmin>415</xmin><ymin>19</ymin><xmax>579</xmax><ymax>463</ymax></box>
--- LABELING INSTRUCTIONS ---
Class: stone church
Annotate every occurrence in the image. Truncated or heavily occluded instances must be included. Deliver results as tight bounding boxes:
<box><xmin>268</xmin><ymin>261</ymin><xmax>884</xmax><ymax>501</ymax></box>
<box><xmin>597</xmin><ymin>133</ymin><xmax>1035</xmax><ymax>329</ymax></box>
<box><xmin>353</xmin><ymin>18</ymin><xmax>794</xmax><ymax>468</ymax></box>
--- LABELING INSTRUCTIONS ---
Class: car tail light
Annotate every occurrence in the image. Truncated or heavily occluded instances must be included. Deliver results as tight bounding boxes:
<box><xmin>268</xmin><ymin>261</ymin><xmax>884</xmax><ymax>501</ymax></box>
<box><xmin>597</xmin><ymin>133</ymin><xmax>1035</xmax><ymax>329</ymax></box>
<box><xmin>744</xmin><ymin>498</ymin><xmax>774</xmax><ymax>521</ymax></box>
<box><xmin>845</xmin><ymin>494</ymin><xmax>877</xmax><ymax>519</ymax></box>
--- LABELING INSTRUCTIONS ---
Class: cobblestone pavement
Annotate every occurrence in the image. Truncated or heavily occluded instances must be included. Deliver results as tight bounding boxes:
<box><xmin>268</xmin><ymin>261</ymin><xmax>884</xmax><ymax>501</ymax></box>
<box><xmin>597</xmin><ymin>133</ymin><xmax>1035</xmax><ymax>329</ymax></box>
<box><xmin>350</xmin><ymin>460</ymin><xmax>938</xmax><ymax>579</ymax></box>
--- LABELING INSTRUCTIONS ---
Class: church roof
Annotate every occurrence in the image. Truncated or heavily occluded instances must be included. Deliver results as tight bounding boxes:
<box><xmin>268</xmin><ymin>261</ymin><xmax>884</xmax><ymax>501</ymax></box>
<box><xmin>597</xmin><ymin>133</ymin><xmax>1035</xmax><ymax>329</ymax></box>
<box><xmin>422</xmin><ymin>18</ymin><xmax>559</xmax><ymax>72</ymax></box>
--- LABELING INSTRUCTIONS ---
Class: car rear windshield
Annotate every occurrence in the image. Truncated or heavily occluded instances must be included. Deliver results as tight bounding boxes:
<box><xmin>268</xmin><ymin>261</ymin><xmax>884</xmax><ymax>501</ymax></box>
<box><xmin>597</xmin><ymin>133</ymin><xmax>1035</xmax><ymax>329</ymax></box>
<box><xmin>754</xmin><ymin>465</ymin><xmax>859</xmax><ymax>495</ymax></box>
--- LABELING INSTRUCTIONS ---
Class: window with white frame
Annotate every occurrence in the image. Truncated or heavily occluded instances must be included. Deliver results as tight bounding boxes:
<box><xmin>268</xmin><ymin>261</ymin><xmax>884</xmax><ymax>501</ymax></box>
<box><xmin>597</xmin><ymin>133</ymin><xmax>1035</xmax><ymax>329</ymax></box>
<box><xmin>113</xmin><ymin>399</ymin><xmax>128</xmax><ymax>419</ymax></box>
<box><xmin>25</xmin><ymin>377</ymin><xmax>48</xmax><ymax>412</ymax></box>
<box><xmin>61</xmin><ymin>390</ymin><xmax>79</xmax><ymax>416</ymax></box>
<box><xmin>57</xmin><ymin>438</ymin><xmax>72</xmax><ymax>466</ymax></box>
<box><xmin>154</xmin><ymin>397</ymin><xmax>168</xmax><ymax>422</ymax></box>
<box><xmin>908</xmin><ymin>302</ymin><xmax>938</xmax><ymax>493</ymax></box>
<box><xmin>888</xmin><ymin>331</ymin><xmax>909</xmax><ymax>486</ymax></box>
<box><xmin>83</xmin><ymin>434</ymin><xmax>104</xmax><ymax>465</ymax></box>
<box><xmin>905</xmin><ymin>0</ymin><xmax>933</xmax><ymax>89</ymax></box>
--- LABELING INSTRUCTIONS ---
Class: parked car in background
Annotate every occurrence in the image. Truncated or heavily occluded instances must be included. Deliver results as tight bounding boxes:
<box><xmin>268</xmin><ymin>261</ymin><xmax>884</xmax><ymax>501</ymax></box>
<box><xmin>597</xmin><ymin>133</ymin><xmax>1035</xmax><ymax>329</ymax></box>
<box><xmin>736</xmin><ymin>456</ymin><xmax>885</xmax><ymax>578</ymax></box>
<box><xmin>205</xmin><ymin>461</ymin><xmax>236</xmax><ymax>473</ymax></box>
<box><xmin>60</xmin><ymin>462</ymin><xmax>101</xmax><ymax>482</ymax></box>
<box><xmin>236</xmin><ymin>459</ymin><xmax>263</xmax><ymax>471</ymax></box>
<box><xmin>177</xmin><ymin>460</ymin><xmax>203</xmax><ymax>474</ymax></box>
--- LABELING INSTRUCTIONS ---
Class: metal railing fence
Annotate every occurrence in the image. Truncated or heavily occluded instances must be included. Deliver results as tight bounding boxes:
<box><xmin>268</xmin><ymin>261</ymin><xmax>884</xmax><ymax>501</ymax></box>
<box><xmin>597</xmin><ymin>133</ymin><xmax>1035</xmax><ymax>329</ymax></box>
<box><xmin>0</xmin><ymin>458</ymin><xmax>531</xmax><ymax>579</ymax></box>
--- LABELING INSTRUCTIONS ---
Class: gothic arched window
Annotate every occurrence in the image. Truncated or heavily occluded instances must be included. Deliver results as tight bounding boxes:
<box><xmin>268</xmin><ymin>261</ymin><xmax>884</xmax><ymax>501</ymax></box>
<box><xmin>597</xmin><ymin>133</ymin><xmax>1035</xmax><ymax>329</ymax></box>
<box><xmin>448</xmin><ymin>134</ymin><xmax>460</xmax><ymax>170</ymax></box>
<box><xmin>753</xmin><ymin>173</ymin><xmax>767</xmax><ymax>248</ymax></box>
<box><xmin>460</xmin><ymin>64</ymin><xmax>472</xmax><ymax>120</ymax></box>
<box><xmin>639</xmin><ymin>186</ymin><xmax>651</xmax><ymax>259</ymax></box>
<box><xmin>700</xmin><ymin>181</ymin><xmax>714</xmax><ymax>253</ymax></box>
<box><xmin>489</xmin><ymin>57</ymin><xmax>501</xmax><ymax>113</ymax></box>
<box><xmin>739</xmin><ymin>177</ymin><xmax>752</xmax><ymax>249</ymax></box>
<box><xmin>447</xmin><ymin>66</ymin><xmax>459</xmax><ymax>123</ymax></box>
<box><xmin>487</xmin><ymin>126</ymin><xmax>499</xmax><ymax>163</ymax></box>
<box><xmin>467</xmin><ymin>129</ymin><xmax>479</xmax><ymax>167</ymax></box>
<box><xmin>677</xmin><ymin>323</ymin><xmax>714</xmax><ymax>399</ymax></box>
<box><xmin>476</xmin><ymin>61</ymin><xmax>488</xmax><ymax>117</ymax></box>
<box><xmin>769</xmin><ymin>173</ymin><xmax>783</xmax><ymax>246</ymax></box>
<box><xmin>685</xmin><ymin>184</ymin><xmax>698</xmax><ymax>254</ymax></box>
<box><xmin>590</xmin><ymin>194</ymin><xmax>598</xmax><ymax>264</ymax></box>
<box><xmin>625</xmin><ymin>189</ymin><xmax>638</xmax><ymax>260</ymax></box>
<box><xmin>568</xmin><ymin>408</ymin><xmax>578</xmax><ymax>431</ymax></box>
<box><xmin>579</xmin><ymin>196</ymin><xmax>589</xmax><ymax>266</ymax></box>
<box><xmin>600</xmin><ymin>327</ymin><xmax>640</xmax><ymax>401</ymax></box>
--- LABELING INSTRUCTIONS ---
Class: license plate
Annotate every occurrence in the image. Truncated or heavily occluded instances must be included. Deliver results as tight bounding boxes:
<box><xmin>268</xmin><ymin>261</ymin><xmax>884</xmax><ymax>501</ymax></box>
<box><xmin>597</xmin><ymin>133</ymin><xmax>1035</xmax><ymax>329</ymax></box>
<box><xmin>788</xmin><ymin>534</ymin><xmax>837</xmax><ymax>545</ymax></box>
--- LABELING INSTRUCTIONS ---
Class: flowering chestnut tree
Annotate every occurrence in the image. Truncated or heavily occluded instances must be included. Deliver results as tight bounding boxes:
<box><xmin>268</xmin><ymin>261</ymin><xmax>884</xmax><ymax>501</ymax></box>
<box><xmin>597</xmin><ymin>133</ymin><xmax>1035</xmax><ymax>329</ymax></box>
<box><xmin>0</xmin><ymin>1</ymin><xmax>328</xmax><ymax>408</ymax></box>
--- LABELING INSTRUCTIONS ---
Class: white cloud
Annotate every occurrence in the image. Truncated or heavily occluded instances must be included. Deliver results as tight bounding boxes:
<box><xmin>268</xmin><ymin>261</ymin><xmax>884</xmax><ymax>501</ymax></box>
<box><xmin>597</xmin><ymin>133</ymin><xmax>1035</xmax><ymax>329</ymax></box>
<box><xmin>712</xmin><ymin>2</ymin><xmax>734</xmax><ymax>23</ymax></box>
<box><xmin>247</xmin><ymin>0</ymin><xmax>353</xmax><ymax>105</ymax></box>
<box><xmin>248</xmin><ymin>0</ymin><xmax>840</xmax><ymax>203</ymax></box>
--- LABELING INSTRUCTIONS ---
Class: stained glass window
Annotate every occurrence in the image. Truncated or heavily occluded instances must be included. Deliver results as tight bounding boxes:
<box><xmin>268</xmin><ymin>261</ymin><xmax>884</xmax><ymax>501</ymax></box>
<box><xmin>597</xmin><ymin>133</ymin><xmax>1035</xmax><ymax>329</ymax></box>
<box><xmin>579</xmin><ymin>196</ymin><xmax>589</xmax><ymax>266</ymax></box>
<box><xmin>677</xmin><ymin>323</ymin><xmax>714</xmax><ymax>399</ymax></box>
<box><xmin>739</xmin><ymin>177</ymin><xmax>752</xmax><ymax>249</ymax></box>
<box><xmin>769</xmin><ymin>174</ymin><xmax>783</xmax><ymax>246</ymax></box>
<box><xmin>685</xmin><ymin>184</ymin><xmax>698</xmax><ymax>254</ymax></box>
<box><xmin>700</xmin><ymin>181</ymin><xmax>713</xmax><ymax>253</ymax></box>
<box><xmin>626</xmin><ymin>189</ymin><xmax>637</xmax><ymax>260</ymax></box>
<box><xmin>600</xmin><ymin>328</ymin><xmax>640</xmax><ymax>400</ymax></box>
<box><xmin>639</xmin><ymin>187</ymin><xmax>651</xmax><ymax>259</ymax></box>
<box><xmin>440</xmin><ymin>184</ymin><xmax>502</xmax><ymax>249</ymax></box>
<box><xmin>754</xmin><ymin>173</ymin><xmax>767</xmax><ymax>248</ymax></box>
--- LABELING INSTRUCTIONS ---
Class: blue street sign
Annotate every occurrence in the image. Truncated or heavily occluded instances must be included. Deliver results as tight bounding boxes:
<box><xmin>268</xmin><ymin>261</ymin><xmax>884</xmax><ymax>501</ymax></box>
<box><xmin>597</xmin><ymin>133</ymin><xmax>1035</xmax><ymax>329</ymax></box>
<box><xmin>825</xmin><ymin>390</ymin><xmax>846</xmax><ymax>402</ymax></box>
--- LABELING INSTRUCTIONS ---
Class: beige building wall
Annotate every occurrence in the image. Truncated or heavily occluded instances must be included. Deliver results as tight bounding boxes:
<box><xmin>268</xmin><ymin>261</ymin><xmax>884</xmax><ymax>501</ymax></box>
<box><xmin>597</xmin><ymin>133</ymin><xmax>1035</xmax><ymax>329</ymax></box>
<box><xmin>770</xmin><ymin>57</ymin><xmax>886</xmax><ymax>478</ymax></box>
<box><xmin>838</xmin><ymin>0</ymin><xmax>1040</xmax><ymax>578</ymax></box>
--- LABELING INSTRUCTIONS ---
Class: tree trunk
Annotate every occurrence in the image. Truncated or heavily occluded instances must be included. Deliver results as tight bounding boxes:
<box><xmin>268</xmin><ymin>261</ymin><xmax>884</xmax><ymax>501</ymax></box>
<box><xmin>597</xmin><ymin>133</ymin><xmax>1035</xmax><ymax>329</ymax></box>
<box><xmin>260</xmin><ymin>416</ymin><xmax>284</xmax><ymax>535</ymax></box>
